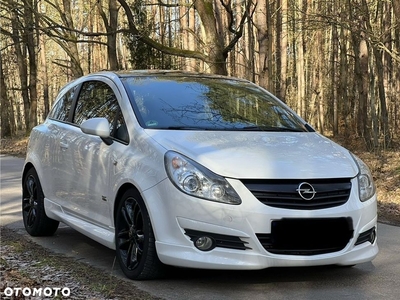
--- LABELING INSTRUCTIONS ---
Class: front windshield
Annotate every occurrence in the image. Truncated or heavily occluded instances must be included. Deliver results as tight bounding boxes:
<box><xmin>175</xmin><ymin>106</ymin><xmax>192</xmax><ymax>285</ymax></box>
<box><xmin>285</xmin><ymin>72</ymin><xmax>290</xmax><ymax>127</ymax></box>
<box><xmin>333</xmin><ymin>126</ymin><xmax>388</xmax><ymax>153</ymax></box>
<box><xmin>122</xmin><ymin>76</ymin><xmax>307</xmax><ymax>131</ymax></box>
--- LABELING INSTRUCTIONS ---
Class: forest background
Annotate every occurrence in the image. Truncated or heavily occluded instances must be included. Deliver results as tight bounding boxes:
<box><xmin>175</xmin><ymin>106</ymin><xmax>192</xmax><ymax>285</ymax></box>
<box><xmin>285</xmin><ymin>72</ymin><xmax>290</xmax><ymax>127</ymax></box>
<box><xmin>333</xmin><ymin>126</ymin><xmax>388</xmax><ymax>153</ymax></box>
<box><xmin>0</xmin><ymin>0</ymin><xmax>399</xmax><ymax>224</ymax></box>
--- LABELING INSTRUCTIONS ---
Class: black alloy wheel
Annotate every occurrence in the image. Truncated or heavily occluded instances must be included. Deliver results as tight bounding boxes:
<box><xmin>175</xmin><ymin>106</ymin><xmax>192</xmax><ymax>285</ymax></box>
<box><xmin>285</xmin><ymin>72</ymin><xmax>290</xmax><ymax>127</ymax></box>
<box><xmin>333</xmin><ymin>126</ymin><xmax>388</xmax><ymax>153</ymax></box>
<box><xmin>22</xmin><ymin>168</ymin><xmax>59</xmax><ymax>236</ymax></box>
<box><xmin>115</xmin><ymin>189</ymin><xmax>164</xmax><ymax>280</ymax></box>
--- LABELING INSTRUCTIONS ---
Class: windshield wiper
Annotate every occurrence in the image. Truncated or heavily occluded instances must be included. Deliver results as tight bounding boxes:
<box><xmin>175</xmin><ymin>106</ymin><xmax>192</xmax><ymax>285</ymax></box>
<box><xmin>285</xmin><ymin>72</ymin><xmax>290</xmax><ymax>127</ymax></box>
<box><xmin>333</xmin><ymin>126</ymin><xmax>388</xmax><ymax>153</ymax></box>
<box><xmin>152</xmin><ymin>125</ymin><xmax>304</xmax><ymax>132</ymax></box>
<box><xmin>161</xmin><ymin>126</ymin><xmax>211</xmax><ymax>130</ymax></box>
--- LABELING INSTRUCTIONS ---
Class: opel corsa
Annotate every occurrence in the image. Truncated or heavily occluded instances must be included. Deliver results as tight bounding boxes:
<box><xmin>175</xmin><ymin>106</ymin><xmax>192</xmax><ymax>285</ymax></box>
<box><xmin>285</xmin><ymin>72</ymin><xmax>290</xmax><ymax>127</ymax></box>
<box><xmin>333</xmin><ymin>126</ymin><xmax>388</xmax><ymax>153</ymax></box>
<box><xmin>22</xmin><ymin>71</ymin><xmax>378</xmax><ymax>280</ymax></box>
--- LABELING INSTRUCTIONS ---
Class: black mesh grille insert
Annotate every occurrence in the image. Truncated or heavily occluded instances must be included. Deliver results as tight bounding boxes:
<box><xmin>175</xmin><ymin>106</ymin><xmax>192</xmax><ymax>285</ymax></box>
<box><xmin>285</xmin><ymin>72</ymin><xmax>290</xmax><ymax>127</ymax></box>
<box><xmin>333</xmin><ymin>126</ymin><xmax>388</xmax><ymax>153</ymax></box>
<box><xmin>256</xmin><ymin>217</ymin><xmax>354</xmax><ymax>255</ymax></box>
<box><xmin>241</xmin><ymin>178</ymin><xmax>352</xmax><ymax>210</ymax></box>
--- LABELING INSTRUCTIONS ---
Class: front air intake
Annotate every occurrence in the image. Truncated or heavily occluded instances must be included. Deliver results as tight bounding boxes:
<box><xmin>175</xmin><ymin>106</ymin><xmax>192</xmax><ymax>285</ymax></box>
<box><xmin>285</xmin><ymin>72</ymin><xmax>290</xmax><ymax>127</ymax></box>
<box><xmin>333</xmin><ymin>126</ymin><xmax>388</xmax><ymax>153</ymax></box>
<box><xmin>355</xmin><ymin>227</ymin><xmax>376</xmax><ymax>246</ymax></box>
<box><xmin>184</xmin><ymin>229</ymin><xmax>251</xmax><ymax>251</ymax></box>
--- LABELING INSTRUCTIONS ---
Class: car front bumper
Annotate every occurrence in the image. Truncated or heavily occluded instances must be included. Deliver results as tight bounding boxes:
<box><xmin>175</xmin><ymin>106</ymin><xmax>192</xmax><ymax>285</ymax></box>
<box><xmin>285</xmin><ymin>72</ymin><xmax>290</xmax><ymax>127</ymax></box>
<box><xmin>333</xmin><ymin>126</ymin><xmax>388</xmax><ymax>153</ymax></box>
<box><xmin>143</xmin><ymin>177</ymin><xmax>379</xmax><ymax>270</ymax></box>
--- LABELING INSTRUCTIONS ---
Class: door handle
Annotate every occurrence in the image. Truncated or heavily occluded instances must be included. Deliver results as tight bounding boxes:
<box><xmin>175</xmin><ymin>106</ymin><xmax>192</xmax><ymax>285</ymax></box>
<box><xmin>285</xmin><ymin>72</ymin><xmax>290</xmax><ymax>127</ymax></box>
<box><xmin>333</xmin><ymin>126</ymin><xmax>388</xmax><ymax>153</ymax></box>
<box><xmin>112</xmin><ymin>154</ymin><xmax>118</xmax><ymax>166</ymax></box>
<box><xmin>60</xmin><ymin>141</ymin><xmax>69</xmax><ymax>150</ymax></box>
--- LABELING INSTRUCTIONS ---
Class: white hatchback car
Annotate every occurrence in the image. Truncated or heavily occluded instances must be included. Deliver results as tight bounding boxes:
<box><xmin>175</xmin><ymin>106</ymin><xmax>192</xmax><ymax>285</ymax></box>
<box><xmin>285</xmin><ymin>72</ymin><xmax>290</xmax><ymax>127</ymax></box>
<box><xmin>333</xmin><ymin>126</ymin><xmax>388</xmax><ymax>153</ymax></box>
<box><xmin>23</xmin><ymin>70</ymin><xmax>378</xmax><ymax>280</ymax></box>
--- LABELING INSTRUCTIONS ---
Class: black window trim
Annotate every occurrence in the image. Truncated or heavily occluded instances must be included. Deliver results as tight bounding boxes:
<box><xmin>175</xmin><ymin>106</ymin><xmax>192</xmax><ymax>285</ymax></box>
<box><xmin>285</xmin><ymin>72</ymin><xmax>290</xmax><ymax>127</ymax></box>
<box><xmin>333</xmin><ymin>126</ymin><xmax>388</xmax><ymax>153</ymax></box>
<box><xmin>47</xmin><ymin>82</ymin><xmax>82</xmax><ymax>125</ymax></box>
<box><xmin>110</xmin><ymin>108</ymin><xmax>130</xmax><ymax>145</ymax></box>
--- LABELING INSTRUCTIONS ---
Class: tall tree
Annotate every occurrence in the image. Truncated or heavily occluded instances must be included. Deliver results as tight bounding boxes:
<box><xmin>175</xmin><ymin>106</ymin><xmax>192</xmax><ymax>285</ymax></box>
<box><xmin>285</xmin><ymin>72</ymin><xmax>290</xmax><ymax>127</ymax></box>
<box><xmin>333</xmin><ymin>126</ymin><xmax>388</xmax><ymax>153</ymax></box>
<box><xmin>26</xmin><ymin>0</ymin><xmax>38</xmax><ymax>130</ymax></box>
<box><xmin>276</xmin><ymin>0</ymin><xmax>288</xmax><ymax>101</ymax></box>
<box><xmin>7</xmin><ymin>0</ymin><xmax>35</xmax><ymax>132</ymax></box>
<box><xmin>97</xmin><ymin>0</ymin><xmax>120</xmax><ymax>70</ymax></box>
<box><xmin>296</xmin><ymin>0</ymin><xmax>306</xmax><ymax>118</ymax></box>
<box><xmin>0</xmin><ymin>51</ymin><xmax>16</xmax><ymax>137</ymax></box>
<box><xmin>40</xmin><ymin>0</ymin><xmax>84</xmax><ymax>78</ymax></box>
<box><xmin>392</xmin><ymin>0</ymin><xmax>400</xmax><ymax>24</ymax></box>
<box><xmin>362</xmin><ymin>0</ymin><xmax>389</xmax><ymax>146</ymax></box>
<box><xmin>254</xmin><ymin>0</ymin><xmax>272</xmax><ymax>89</ymax></box>
<box><xmin>39</xmin><ymin>32</ymin><xmax>50</xmax><ymax>117</ymax></box>
<box><xmin>330</xmin><ymin>0</ymin><xmax>339</xmax><ymax>136</ymax></box>
<box><xmin>117</xmin><ymin>0</ymin><xmax>252</xmax><ymax>75</ymax></box>
<box><xmin>357</xmin><ymin>25</ymin><xmax>370</xmax><ymax>143</ymax></box>
<box><xmin>339</xmin><ymin>9</ymin><xmax>349</xmax><ymax>133</ymax></box>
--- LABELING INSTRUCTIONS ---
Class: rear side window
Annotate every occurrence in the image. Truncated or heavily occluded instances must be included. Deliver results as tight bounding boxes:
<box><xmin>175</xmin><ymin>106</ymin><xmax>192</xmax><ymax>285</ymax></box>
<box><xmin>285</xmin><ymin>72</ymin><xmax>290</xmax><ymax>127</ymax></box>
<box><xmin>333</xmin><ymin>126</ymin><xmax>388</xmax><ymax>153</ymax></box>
<box><xmin>48</xmin><ymin>85</ymin><xmax>78</xmax><ymax>122</ymax></box>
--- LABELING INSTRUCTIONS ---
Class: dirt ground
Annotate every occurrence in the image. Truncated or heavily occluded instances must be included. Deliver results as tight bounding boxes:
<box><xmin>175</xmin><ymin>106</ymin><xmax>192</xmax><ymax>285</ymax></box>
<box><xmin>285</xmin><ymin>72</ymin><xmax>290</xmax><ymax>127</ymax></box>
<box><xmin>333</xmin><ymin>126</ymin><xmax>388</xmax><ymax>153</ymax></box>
<box><xmin>0</xmin><ymin>226</ymin><xmax>161</xmax><ymax>300</ymax></box>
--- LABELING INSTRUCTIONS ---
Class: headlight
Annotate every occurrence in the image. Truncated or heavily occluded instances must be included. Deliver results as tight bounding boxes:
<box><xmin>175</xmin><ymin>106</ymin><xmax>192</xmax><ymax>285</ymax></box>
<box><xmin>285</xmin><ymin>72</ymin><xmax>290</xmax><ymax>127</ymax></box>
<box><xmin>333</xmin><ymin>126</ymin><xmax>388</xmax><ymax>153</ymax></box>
<box><xmin>164</xmin><ymin>151</ymin><xmax>241</xmax><ymax>205</ymax></box>
<box><xmin>351</xmin><ymin>153</ymin><xmax>376</xmax><ymax>202</ymax></box>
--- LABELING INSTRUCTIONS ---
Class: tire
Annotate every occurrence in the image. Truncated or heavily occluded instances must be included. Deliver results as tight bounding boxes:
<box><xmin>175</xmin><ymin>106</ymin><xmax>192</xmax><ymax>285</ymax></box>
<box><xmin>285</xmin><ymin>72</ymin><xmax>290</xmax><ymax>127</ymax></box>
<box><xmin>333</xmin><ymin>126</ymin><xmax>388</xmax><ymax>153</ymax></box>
<box><xmin>115</xmin><ymin>189</ymin><xmax>164</xmax><ymax>280</ymax></box>
<box><xmin>22</xmin><ymin>168</ymin><xmax>59</xmax><ymax>236</ymax></box>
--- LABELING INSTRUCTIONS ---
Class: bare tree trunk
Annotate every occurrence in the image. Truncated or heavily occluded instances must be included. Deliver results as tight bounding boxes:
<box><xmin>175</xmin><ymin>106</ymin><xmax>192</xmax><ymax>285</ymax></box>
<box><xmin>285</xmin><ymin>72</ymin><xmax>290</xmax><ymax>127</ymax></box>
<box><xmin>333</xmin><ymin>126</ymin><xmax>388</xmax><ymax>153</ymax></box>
<box><xmin>247</xmin><ymin>7</ymin><xmax>255</xmax><ymax>82</ymax></box>
<box><xmin>180</xmin><ymin>2</ymin><xmax>188</xmax><ymax>70</ymax></box>
<box><xmin>392</xmin><ymin>0</ymin><xmax>400</xmax><ymax>24</ymax></box>
<box><xmin>362</xmin><ymin>0</ymin><xmax>389</xmax><ymax>147</ymax></box>
<box><xmin>105</xmin><ymin>0</ymin><xmax>120</xmax><ymax>70</ymax></box>
<box><xmin>188</xmin><ymin>5</ymin><xmax>197</xmax><ymax>71</ymax></box>
<box><xmin>194</xmin><ymin>0</ymin><xmax>227</xmax><ymax>74</ymax></box>
<box><xmin>331</xmin><ymin>1</ymin><xmax>339</xmax><ymax>136</ymax></box>
<box><xmin>9</xmin><ymin>0</ymin><xmax>30</xmax><ymax>131</ymax></box>
<box><xmin>358</xmin><ymin>34</ymin><xmax>370</xmax><ymax>142</ymax></box>
<box><xmin>39</xmin><ymin>32</ymin><xmax>49</xmax><ymax>118</ymax></box>
<box><xmin>267</xmin><ymin>1</ymin><xmax>274</xmax><ymax>91</ymax></box>
<box><xmin>254</xmin><ymin>0</ymin><xmax>271</xmax><ymax>89</ymax></box>
<box><xmin>26</xmin><ymin>0</ymin><xmax>38</xmax><ymax>131</ymax></box>
<box><xmin>62</xmin><ymin>0</ymin><xmax>83</xmax><ymax>78</ymax></box>
<box><xmin>317</xmin><ymin>25</ymin><xmax>325</xmax><ymax>134</ymax></box>
<box><xmin>0</xmin><ymin>52</ymin><xmax>16</xmax><ymax>137</ymax></box>
<box><xmin>393</xmin><ymin>4</ymin><xmax>400</xmax><ymax>136</ymax></box>
<box><xmin>277</xmin><ymin>0</ymin><xmax>288</xmax><ymax>101</ymax></box>
<box><xmin>348</xmin><ymin>0</ymin><xmax>366</xmax><ymax>140</ymax></box>
<box><xmin>118</xmin><ymin>0</ymin><xmax>235</xmax><ymax>75</ymax></box>
<box><xmin>231</xmin><ymin>2</ymin><xmax>245</xmax><ymax>77</ymax></box>
<box><xmin>167</xmin><ymin>0</ymin><xmax>173</xmax><ymax>68</ymax></box>
<box><xmin>276</xmin><ymin>0</ymin><xmax>282</xmax><ymax>96</ymax></box>
<box><xmin>296</xmin><ymin>0</ymin><xmax>306</xmax><ymax>118</ymax></box>
<box><xmin>339</xmin><ymin>12</ymin><xmax>349</xmax><ymax>133</ymax></box>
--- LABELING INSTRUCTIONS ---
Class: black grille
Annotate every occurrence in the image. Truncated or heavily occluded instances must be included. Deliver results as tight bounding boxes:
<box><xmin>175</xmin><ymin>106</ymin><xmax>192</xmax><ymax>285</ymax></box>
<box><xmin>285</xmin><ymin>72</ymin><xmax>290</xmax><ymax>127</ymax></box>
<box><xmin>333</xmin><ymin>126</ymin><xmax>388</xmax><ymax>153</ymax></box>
<box><xmin>256</xmin><ymin>217</ymin><xmax>354</xmax><ymax>255</ymax></box>
<box><xmin>241</xmin><ymin>178</ymin><xmax>352</xmax><ymax>210</ymax></box>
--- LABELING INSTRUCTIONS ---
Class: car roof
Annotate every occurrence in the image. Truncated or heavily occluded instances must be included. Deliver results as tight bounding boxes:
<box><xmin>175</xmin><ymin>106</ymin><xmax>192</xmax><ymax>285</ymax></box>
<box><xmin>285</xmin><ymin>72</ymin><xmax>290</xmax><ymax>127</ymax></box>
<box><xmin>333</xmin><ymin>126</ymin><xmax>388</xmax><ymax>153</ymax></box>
<box><xmin>58</xmin><ymin>70</ymin><xmax>255</xmax><ymax>96</ymax></box>
<box><xmin>106</xmin><ymin>70</ymin><xmax>250</xmax><ymax>83</ymax></box>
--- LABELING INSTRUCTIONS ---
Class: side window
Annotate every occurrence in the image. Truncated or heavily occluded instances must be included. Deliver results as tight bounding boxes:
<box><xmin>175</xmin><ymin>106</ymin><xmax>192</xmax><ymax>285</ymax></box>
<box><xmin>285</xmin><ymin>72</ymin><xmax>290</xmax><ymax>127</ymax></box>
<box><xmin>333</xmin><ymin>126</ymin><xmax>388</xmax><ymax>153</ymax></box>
<box><xmin>73</xmin><ymin>81</ymin><xmax>119</xmax><ymax>130</ymax></box>
<box><xmin>73</xmin><ymin>80</ymin><xmax>129</xmax><ymax>143</ymax></box>
<box><xmin>48</xmin><ymin>85</ymin><xmax>78</xmax><ymax>122</ymax></box>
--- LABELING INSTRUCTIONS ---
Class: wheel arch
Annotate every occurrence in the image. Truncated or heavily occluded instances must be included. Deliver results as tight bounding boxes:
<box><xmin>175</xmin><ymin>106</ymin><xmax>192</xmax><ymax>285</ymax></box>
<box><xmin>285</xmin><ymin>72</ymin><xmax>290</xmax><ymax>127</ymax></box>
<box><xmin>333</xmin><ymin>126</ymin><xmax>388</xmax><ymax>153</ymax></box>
<box><xmin>22</xmin><ymin>162</ymin><xmax>35</xmax><ymax>185</ymax></box>
<box><xmin>113</xmin><ymin>182</ymin><xmax>141</xmax><ymax>226</ymax></box>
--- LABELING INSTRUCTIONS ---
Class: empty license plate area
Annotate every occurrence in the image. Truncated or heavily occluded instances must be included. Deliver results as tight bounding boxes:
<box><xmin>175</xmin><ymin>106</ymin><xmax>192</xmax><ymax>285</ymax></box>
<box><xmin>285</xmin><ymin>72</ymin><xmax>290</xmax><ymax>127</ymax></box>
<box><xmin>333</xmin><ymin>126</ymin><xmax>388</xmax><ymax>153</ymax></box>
<box><xmin>268</xmin><ymin>217</ymin><xmax>354</xmax><ymax>255</ymax></box>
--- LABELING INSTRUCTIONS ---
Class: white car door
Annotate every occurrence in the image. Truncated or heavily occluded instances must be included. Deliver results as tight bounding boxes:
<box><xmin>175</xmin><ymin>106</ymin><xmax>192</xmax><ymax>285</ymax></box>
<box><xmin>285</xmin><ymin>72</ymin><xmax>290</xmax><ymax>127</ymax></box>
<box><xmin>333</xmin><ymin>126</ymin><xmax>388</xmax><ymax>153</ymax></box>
<box><xmin>63</xmin><ymin>78</ymin><xmax>127</xmax><ymax>228</ymax></box>
<box><xmin>42</xmin><ymin>84</ymin><xmax>79</xmax><ymax>205</ymax></box>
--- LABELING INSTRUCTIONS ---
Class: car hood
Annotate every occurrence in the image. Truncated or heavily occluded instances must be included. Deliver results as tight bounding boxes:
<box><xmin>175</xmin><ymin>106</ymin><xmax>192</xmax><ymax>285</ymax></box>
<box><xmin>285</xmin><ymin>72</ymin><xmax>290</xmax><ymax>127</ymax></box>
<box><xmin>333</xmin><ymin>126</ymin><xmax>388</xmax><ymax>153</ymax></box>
<box><xmin>145</xmin><ymin>130</ymin><xmax>359</xmax><ymax>179</ymax></box>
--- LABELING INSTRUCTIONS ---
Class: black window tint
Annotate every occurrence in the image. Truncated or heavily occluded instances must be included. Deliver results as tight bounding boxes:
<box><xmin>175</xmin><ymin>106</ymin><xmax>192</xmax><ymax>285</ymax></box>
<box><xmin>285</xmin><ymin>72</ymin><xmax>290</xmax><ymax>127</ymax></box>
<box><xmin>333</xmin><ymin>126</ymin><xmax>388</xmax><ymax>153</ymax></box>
<box><xmin>112</xmin><ymin>110</ymin><xmax>129</xmax><ymax>143</ymax></box>
<box><xmin>48</xmin><ymin>85</ymin><xmax>77</xmax><ymax>122</ymax></box>
<box><xmin>73</xmin><ymin>81</ymin><xmax>120</xmax><ymax>133</ymax></box>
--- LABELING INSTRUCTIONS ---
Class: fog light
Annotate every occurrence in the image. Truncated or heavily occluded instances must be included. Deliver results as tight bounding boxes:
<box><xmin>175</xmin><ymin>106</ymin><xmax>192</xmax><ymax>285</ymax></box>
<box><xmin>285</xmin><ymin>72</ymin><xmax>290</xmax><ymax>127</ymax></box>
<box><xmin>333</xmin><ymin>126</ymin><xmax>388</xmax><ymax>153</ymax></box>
<box><xmin>194</xmin><ymin>236</ymin><xmax>215</xmax><ymax>251</ymax></box>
